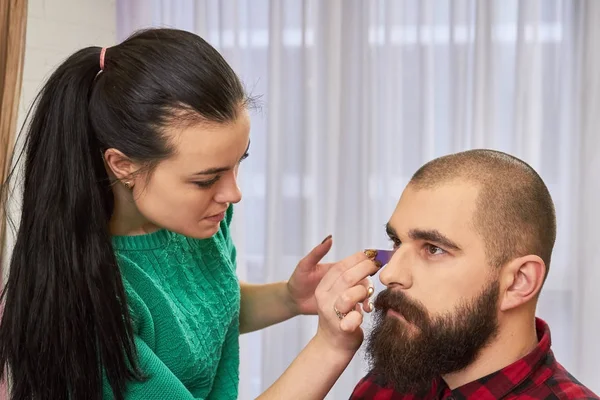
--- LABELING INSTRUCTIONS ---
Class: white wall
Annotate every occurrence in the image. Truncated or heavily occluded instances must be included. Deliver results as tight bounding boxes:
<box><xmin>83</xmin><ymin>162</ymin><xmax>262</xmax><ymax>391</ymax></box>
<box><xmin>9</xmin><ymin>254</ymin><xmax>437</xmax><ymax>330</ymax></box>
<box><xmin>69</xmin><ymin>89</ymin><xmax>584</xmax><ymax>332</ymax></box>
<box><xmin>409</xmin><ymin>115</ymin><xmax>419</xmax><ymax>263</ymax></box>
<box><xmin>19</xmin><ymin>0</ymin><xmax>117</xmax><ymax>126</ymax></box>
<box><xmin>2</xmin><ymin>0</ymin><xmax>116</xmax><ymax>281</ymax></box>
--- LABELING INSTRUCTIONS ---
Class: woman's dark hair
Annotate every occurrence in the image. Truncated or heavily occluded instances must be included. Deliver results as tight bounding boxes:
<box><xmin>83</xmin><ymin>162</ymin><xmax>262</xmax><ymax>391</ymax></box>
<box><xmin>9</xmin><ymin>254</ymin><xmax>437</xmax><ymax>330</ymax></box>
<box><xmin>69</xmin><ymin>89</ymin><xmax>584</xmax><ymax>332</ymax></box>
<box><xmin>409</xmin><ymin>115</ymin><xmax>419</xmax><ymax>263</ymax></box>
<box><xmin>0</xmin><ymin>28</ymin><xmax>249</xmax><ymax>400</ymax></box>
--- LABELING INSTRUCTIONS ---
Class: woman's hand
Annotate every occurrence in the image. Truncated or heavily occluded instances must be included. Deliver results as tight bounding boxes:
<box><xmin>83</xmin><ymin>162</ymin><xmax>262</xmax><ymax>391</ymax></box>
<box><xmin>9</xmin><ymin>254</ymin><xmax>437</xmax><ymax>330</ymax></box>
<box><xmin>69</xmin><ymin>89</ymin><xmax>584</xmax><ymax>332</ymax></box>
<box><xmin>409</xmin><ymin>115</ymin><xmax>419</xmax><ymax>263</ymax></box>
<box><xmin>256</xmin><ymin>251</ymin><xmax>380</xmax><ymax>400</ymax></box>
<box><xmin>286</xmin><ymin>236</ymin><xmax>374</xmax><ymax>317</ymax></box>
<box><xmin>313</xmin><ymin>252</ymin><xmax>380</xmax><ymax>354</ymax></box>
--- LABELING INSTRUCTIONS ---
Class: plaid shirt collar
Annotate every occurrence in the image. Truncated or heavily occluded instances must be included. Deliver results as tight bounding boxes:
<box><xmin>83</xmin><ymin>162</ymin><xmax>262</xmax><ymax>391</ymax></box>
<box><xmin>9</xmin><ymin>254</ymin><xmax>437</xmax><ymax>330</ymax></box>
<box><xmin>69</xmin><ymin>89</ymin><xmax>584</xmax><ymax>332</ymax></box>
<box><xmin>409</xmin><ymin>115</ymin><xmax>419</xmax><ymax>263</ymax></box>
<box><xmin>350</xmin><ymin>318</ymin><xmax>595</xmax><ymax>400</ymax></box>
<box><xmin>437</xmin><ymin>317</ymin><xmax>551</xmax><ymax>399</ymax></box>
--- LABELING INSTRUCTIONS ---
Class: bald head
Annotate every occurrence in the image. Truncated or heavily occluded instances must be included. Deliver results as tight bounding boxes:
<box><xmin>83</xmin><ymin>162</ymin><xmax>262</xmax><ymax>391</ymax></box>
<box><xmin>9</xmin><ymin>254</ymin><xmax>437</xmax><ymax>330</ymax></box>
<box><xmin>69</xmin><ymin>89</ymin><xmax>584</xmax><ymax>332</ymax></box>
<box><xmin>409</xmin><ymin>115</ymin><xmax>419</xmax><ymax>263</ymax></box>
<box><xmin>410</xmin><ymin>149</ymin><xmax>556</xmax><ymax>272</ymax></box>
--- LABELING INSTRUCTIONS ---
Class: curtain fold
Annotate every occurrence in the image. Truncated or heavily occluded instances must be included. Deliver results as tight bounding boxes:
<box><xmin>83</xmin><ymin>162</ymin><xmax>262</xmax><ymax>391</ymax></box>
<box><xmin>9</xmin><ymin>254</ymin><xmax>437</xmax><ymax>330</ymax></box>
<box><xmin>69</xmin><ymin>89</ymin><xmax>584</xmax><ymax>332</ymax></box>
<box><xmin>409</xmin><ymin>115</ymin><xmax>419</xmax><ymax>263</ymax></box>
<box><xmin>575</xmin><ymin>0</ymin><xmax>600</xmax><ymax>388</ymax></box>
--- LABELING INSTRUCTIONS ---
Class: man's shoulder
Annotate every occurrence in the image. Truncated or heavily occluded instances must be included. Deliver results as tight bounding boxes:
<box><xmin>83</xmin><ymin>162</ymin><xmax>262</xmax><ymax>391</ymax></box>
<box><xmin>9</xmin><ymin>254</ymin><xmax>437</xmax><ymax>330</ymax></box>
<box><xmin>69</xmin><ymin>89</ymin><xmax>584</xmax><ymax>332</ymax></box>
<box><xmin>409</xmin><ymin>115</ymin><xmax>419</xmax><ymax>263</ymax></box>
<box><xmin>544</xmin><ymin>361</ymin><xmax>598</xmax><ymax>399</ymax></box>
<box><xmin>517</xmin><ymin>358</ymin><xmax>599</xmax><ymax>400</ymax></box>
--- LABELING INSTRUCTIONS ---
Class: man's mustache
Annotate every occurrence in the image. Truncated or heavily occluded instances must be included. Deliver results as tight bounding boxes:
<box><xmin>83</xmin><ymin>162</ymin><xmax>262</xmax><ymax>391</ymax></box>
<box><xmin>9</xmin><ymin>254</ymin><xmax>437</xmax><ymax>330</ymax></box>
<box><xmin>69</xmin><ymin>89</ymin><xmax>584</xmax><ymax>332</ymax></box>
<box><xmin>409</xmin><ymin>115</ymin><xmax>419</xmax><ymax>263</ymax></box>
<box><xmin>374</xmin><ymin>289</ymin><xmax>431</xmax><ymax>330</ymax></box>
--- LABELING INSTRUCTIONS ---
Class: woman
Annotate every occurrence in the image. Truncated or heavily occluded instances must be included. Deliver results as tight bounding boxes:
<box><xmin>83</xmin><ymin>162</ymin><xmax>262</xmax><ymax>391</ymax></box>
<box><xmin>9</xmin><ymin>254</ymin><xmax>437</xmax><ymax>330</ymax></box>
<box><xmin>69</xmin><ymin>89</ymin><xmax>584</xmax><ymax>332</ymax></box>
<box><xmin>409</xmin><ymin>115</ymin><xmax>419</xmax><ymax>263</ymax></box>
<box><xmin>0</xmin><ymin>28</ymin><xmax>377</xmax><ymax>400</ymax></box>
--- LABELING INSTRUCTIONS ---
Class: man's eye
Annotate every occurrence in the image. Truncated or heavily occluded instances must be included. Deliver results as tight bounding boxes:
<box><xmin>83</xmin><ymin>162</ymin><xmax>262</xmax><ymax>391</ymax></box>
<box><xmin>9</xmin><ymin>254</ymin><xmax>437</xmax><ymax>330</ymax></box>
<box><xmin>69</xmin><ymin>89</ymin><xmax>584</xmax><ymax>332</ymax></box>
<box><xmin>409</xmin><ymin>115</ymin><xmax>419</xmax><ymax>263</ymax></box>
<box><xmin>389</xmin><ymin>237</ymin><xmax>402</xmax><ymax>249</ymax></box>
<box><xmin>425</xmin><ymin>244</ymin><xmax>445</xmax><ymax>256</ymax></box>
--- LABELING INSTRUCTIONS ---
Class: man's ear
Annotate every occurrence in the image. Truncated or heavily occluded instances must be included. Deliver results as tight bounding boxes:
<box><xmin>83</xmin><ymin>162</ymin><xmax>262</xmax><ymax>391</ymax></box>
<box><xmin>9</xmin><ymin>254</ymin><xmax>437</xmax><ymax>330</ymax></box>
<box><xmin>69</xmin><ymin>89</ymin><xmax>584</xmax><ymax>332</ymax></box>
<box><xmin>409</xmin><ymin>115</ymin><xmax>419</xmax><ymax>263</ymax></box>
<box><xmin>499</xmin><ymin>255</ymin><xmax>546</xmax><ymax>312</ymax></box>
<box><xmin>104</xmin><ymin>148</ymin><xmax>138</xmax><ymax>182</ymax></box>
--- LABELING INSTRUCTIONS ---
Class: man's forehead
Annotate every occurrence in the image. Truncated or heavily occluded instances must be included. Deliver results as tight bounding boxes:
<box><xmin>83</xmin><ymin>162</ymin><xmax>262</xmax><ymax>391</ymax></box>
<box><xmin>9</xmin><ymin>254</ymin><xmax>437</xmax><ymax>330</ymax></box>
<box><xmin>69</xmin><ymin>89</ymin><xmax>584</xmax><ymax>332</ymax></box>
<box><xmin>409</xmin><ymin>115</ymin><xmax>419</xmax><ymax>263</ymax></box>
<box><xmin>390</xmin><ymin>183</ymin><xmax>480</xmax><ymax>240</ymax></box>
<box><xmin>397</xmin><ymin>182</ymin><xmax>479</xmax><ymax>212</ymax></box>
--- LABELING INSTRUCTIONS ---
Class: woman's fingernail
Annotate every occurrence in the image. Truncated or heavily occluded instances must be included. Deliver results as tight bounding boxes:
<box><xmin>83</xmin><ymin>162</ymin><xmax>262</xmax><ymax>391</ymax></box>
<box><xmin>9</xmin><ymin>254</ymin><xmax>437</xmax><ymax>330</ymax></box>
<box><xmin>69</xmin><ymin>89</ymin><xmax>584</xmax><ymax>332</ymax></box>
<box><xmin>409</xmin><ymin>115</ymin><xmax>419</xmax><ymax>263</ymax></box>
<box><xmin>364</xmin><ymin>249</ymin><xmax>377</xmax><ymax>259</ymax></box>
<box><xmin>321</xmin><ymin>235</ymin><xmax>333</xmax><ymax>244</ymax></box>
<box><xmin>367</xmin><ymin>287</ymin><xmax>374</xmax><ymax>297</ymax></box>
<box><xmin>369</xmin><ymin>302</ymin><xmax>374</xmax><ymax>312</ymax></box>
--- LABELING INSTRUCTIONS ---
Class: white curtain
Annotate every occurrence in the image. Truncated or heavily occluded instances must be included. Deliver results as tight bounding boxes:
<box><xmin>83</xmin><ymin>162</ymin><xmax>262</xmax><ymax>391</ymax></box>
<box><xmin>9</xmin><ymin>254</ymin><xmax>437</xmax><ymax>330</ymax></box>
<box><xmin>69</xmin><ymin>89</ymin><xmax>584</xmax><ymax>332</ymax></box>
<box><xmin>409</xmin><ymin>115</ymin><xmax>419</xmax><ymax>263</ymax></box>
<box><xmin>117</xmin><ymin>1</ymin><xmax>600</xmax><ymax>398</ymax></box>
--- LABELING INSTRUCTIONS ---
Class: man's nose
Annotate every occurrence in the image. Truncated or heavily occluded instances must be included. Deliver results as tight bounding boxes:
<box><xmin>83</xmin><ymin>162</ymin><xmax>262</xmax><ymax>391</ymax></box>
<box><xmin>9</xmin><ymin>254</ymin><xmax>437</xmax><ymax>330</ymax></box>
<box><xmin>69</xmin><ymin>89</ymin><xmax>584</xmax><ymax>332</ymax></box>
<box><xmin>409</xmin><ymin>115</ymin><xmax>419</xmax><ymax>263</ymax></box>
<box><xmin>379</xmin><ymin>246</ymin><xmax>413</xmax><ymax>289</ymax></box>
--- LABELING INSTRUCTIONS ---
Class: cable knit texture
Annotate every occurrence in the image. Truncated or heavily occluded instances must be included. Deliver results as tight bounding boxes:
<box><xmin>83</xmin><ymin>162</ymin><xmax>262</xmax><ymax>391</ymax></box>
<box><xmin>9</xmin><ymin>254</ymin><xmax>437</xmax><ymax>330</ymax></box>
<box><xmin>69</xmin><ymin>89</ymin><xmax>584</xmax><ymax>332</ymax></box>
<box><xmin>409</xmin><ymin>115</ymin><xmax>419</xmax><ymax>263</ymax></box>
<box><xmin>102</xmin><ymin>206</ymin><xmax>240</xmax><ymax>399</ymax></box>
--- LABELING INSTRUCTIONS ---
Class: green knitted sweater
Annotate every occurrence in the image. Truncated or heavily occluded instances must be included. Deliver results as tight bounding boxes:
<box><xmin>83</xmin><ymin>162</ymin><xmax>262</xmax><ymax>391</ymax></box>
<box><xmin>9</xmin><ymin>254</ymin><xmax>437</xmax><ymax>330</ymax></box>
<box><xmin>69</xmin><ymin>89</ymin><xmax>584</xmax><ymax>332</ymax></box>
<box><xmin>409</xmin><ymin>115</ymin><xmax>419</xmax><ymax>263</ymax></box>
<box><xmin>102</xmin><ymin>206</ymin><xmax>240</xmax><ymax>399</ymax></box>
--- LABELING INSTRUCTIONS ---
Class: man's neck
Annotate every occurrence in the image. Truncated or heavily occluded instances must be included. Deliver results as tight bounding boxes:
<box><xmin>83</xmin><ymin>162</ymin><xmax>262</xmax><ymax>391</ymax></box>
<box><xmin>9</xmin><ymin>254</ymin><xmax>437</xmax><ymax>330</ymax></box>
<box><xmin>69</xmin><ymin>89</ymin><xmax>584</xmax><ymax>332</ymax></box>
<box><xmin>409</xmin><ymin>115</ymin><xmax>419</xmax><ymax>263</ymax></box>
<box><xmin>442</xmin><ymin>315</ymin><xmax>539</xmax><ymax>390</ymax></box>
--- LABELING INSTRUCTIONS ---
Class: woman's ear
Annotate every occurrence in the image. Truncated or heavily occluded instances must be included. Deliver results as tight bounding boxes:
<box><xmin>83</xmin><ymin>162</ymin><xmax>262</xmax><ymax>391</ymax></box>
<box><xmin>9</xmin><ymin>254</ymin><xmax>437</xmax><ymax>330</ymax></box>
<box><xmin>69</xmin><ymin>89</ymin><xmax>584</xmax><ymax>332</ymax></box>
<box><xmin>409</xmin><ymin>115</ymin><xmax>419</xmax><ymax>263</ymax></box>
<box><xmin>104</xmin><ymin>148</ymin><xmax>137</xmax><ymax>181</ymax></box>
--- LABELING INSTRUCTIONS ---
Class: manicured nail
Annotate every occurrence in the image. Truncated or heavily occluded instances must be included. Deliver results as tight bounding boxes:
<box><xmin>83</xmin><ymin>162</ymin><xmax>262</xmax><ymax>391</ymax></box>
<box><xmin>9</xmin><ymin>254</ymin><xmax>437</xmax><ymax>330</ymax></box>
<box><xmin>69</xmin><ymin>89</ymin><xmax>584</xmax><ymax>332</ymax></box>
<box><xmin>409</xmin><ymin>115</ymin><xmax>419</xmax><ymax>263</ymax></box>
<box><xmin>369</xmin><ymin>302</ymin><xmax>374</xmax><ymax>312</ymax></box>
<box><xmin>367</xmin><ymin>287</ymin><xmax>374</xmax><ymax>297</ymax></box>
<box><xmin>321</xmin><ymin>235</ymin><xmax>332</xmax><ymax>244</ymax></box>
<box><xmin>364</xmin><ymin>249</ymin><xmax>377</xmax><ymax>259</ymax></box>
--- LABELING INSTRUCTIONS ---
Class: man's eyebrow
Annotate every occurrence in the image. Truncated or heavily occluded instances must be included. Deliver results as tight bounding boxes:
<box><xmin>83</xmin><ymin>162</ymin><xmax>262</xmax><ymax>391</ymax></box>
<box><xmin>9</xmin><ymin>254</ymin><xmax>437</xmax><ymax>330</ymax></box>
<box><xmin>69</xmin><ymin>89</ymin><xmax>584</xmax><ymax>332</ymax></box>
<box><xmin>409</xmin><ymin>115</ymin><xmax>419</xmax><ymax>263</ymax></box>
<box><xmin>408</xmin><ymin>229</ymin><xmax>461</xmax><ymax>251</ymax></box>
<box><xmin>192</xmin><ymin>140</ymin><xmax>251</xmax><ymax>175</ymax></box>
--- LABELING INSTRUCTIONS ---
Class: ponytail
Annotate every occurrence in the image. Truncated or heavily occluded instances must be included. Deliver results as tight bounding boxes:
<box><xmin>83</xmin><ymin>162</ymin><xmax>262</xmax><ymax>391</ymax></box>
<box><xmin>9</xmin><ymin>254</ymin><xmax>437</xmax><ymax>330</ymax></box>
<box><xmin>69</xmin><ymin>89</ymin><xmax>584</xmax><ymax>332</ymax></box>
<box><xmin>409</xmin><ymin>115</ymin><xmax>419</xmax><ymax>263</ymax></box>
<box><xmin>0</xmin><ymin>47</ymin><xmax>141</xmax><ymax>400</ymax></box>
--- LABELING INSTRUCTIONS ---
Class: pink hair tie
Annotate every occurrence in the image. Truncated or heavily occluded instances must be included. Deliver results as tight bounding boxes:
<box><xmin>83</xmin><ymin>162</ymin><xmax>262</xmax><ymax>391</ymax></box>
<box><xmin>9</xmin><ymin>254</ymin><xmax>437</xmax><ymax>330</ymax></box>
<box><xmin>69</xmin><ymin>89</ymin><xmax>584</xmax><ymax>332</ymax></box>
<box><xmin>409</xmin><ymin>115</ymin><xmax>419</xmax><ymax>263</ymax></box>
<box><xmin>99</xmin><ymin>47</ymin><xmax>107</xmax><ymax>70</ymax></box>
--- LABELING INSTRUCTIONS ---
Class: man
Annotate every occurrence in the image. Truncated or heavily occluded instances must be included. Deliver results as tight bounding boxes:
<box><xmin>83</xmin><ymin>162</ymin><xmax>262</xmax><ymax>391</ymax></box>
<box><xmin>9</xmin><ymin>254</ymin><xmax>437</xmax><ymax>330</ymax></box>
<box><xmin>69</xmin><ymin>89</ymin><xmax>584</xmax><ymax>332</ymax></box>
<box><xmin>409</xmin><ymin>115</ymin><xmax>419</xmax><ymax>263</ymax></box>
<box><xmin>351</xmin><ymin>150</ymin><xmax>598</xmax><ymax>400</ymax></box>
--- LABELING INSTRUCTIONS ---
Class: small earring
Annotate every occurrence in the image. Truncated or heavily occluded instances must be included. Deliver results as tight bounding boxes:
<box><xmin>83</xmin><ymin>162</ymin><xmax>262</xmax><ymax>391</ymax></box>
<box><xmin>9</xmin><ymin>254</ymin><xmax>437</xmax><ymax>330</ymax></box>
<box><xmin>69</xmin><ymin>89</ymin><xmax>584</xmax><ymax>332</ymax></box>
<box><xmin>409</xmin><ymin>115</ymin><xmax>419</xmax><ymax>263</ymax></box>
<box><xmin>123</xmin><ymin>181</ymin><xmax>133</xmax><ymax>189</ymax></box>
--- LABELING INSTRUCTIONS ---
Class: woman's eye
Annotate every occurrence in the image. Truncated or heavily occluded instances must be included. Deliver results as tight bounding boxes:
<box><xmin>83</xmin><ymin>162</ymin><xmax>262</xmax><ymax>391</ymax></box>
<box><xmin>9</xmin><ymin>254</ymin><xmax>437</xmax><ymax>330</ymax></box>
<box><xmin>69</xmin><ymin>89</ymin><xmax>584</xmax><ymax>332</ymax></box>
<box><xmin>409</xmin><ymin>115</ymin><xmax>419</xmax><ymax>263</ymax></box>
<box><xmin>194</xmin><ymin>176</ymin><xmax>220</xmax><ymax>188</ymax></box>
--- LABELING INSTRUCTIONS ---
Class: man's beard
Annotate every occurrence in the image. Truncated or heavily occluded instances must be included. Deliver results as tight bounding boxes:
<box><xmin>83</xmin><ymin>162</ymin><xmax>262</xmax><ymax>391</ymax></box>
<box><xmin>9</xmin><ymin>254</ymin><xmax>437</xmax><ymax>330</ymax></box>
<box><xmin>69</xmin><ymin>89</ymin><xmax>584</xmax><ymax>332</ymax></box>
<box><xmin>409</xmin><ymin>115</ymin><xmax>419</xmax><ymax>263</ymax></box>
<box><xmin>365</xmin><ymin>280</ymin><xmax>500</xmax><ymax>394</ymax></box>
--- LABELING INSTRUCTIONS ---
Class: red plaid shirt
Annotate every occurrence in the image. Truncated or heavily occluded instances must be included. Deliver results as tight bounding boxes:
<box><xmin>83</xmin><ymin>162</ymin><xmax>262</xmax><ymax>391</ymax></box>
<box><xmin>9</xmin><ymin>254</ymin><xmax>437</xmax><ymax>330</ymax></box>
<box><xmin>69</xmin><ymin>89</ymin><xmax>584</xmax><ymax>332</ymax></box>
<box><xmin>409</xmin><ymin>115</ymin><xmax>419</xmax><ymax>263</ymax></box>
<box><xmin>351</xmin><ymin>318</ymin><xmax>598</xmax><ymax>400</ymax></box>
